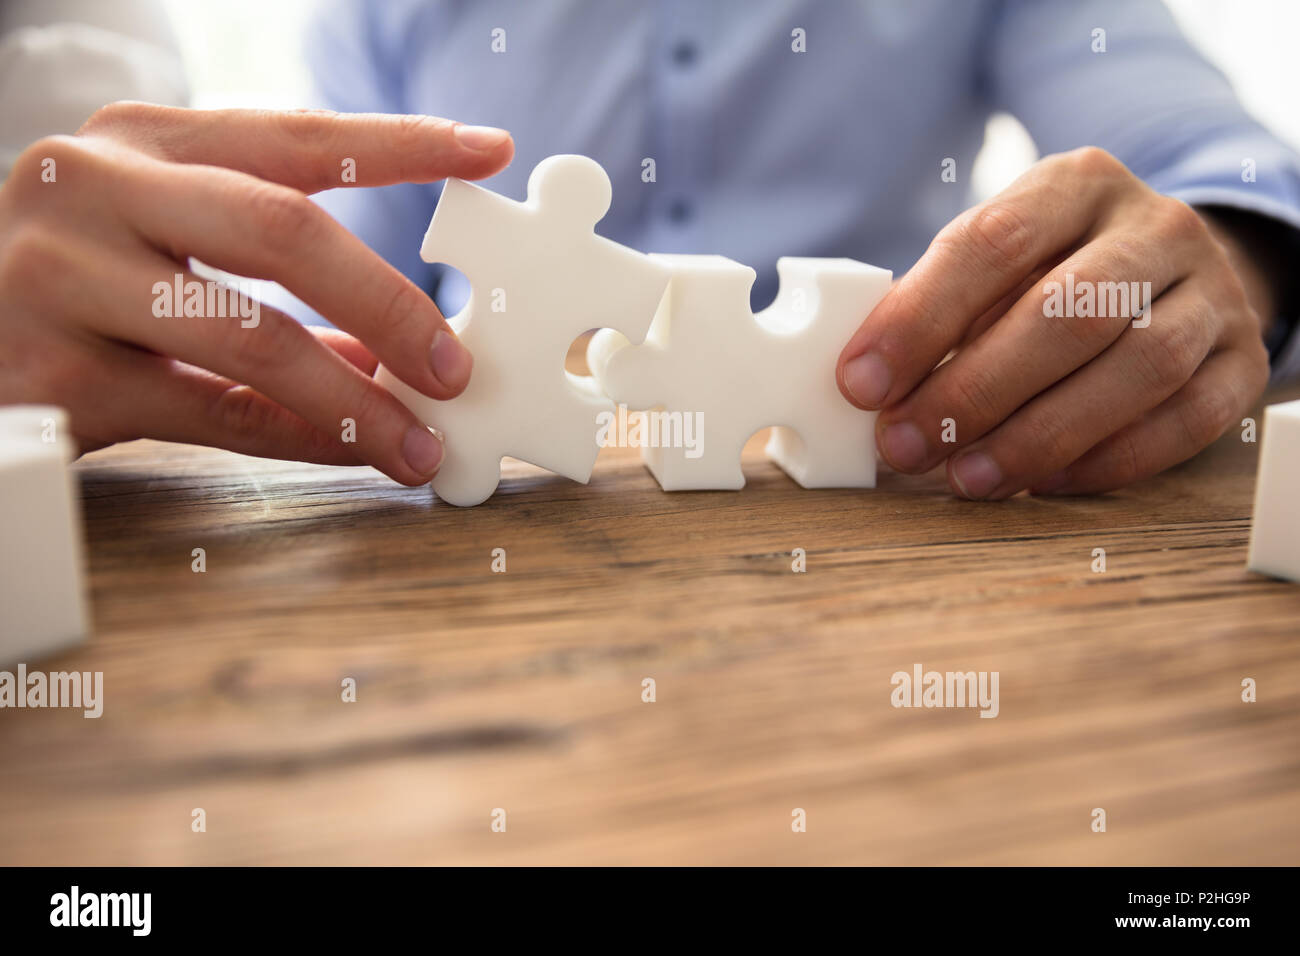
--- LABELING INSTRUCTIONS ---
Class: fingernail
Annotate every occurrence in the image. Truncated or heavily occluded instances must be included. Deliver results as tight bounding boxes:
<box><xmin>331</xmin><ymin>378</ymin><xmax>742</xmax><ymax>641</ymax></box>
<box><xmin>430</xmin><ymin>329</ymin><xmax>473</xmax><ymax>392</ymax></box>
<box><xmin>879</xmin><ymin>422</ymin><xmax>927</xmax><ymax>472</ymax></box>
<box><xmin>1031</xmin><ymin>470</ymin><xmax>1070</xmax><ymax>495</ymax></box>
<box><xmin>402</xmin><ymin>425</ymin><xmax>443</xmax><ymax>477</ymax></box>
<box><xmin>454</xmin><ymin>124</ymin><xmax>510</xmax><ymax>150</ymax></box>
<box><xmin>841</xmin><ymin>351</ymin><xmax>892</xmax><ymax>408</ymax></box>
<box><xmin>952</xmin><ymin>451</ymin><xmax>1002</xmax><ymax>499</ymax></box>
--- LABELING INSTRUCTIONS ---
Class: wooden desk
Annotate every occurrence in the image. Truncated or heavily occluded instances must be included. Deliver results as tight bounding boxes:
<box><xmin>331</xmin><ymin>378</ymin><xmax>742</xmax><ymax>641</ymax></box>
<box><xmin>2</xmin><ymin>375</ymin><xmax>1298</xmax><ymax>866</ymax></box>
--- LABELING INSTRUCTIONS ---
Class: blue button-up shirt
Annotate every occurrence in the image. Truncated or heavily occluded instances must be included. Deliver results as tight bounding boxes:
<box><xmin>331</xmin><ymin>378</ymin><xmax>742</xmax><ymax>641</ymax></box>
<box><xmin>300</xmin><ymin>0</ymin><xmax>1300</xmax><ymax>377</ymax></box>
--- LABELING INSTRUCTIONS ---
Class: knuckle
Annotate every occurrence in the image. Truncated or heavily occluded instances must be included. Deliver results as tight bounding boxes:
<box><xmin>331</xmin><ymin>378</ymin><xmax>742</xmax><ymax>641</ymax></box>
<box><xmin>1177</xmin><ymin>379</ymin><xmax>1235</xmax><ymax>450</ymax></box>
<box><xmin>1244</xmin><ymin>339</ymin><xmax>1271</xmax><ymax>393</ymax></box>
<box><xmin>392</xmin><ymin>112</ymin><xmax>453</xmax><ymax>153</ymax></box>
<box><xmin>8</xmin><ymin>135</ymin><xmax>82</xmax><ymax>189</ymax></box>
<box><xmin>1154</xmin><ymin>196</ymin><xmax>1206</xmax><ymax>241</ymax></box>
<box><xmin>1092</xmin><ymin>234</ymin><xmax>1144</xmax><ymax>278</ymax></box>
<box><xmin>251</xmin><ymin>185</ymin><xmax>322</xmax><ymax>258</ymax></box>
<box><xmin>1050</xmin><ymin>308</ymin><xmax>1102</xmax><ymax>354</ymax></box>
<box><xmin>23</xmin><ymin>134</ymin><xmax>79</xmax><ymax>165</ymax></box>
<box><xmin>954</xmin><ymin>201</ymin><xmax>1033</xmax><ymax>268</ymax></box>
<box><xmin>373</xmin><ymin>279</ymin><xmax>426</xmax><ymax>340</ymax></box>
<box><xmin>275</xmin><ymin>109</ymin><xmax>341</xmax><ymax>184</ymax></box>
<box><xmin>1135</xmin><ymin>315</ymin><xmax>1204</xmax><ymax>393</ymax></box>
<box><xmin>298</xmin><ymin>422</ymin><xmax>349</xmax><ymax>462</ymax></box>
<box><xmin>1064</xmin><ymin>145</ymin><xmax>1125</xmax><ymax>179</ymax></box>
<box><xmin>1216</xmin><ymin>265</ymin><xmax>1253</xmax><ymax>319</ymax></box>
<box><xmin>76</xmin><ymin>101</ymin><xmax>135</xmax><ymax>136</ymax></box>
<box><xmin>1046</xmin><ymin>268</ymin><xmax>1129</xmax><ymax>350</ymax></box>
<box><xmin>1018</xmin><ymin>404</ymin><xmax>1078</xmax><ymax>468</ymax></box>
<box><xmin>882</xmin><ymin>277</ymin><xmax>944</xmax><ymax>348</ymax></box>
<box><xmin>77</xmin><ymin>100</ymin><xmax>166</xmax><ymax>137</ymax></box>
<box><xmin>20</xmin><ymin>339</ymin><xmax>94</xmax><ymax>400</ymax></box>
<box><xmin>948</xmin><ymin>366</ymin><xmax>1004</xmax><ymax>426</ymax></box>
<box><xmin>277</xmin><ymin>108</ymin><xmax>340</xmax><ymax>145</ymax></box>
<box><xmin>0</xmin><ymin>225</ymin><xmax>66</xmax><ymax>297</ymax></box>
<box><xmin>224</xmin><ymin>311</ymin><xmax>306</xmax><ymax>378</ymax></box>
<box><xmin>345</xmin><ymin>378</ymin><xmax>402</xmax><ymax>447</ymax></box>
<box><xmin>213</xmin><ymin>385</ymin><xmax>274</xmax><ymax>439</ymax></box>
<box><xmin>273</xmin><ymin>108</ymin><xmax>353</xmax><ymax>190</ymax></box>
<box><xmin>1107</xmin><ymin>428</ymin><xmax>1145</xmax><ymax>486</ymax></box>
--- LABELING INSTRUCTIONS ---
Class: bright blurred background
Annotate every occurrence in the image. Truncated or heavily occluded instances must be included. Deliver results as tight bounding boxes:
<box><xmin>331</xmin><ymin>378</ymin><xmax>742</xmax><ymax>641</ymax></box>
<box><xmin>159</xmin><ymin>0</ymin><xmax>1300</xmax><ymax>204</ymax></box>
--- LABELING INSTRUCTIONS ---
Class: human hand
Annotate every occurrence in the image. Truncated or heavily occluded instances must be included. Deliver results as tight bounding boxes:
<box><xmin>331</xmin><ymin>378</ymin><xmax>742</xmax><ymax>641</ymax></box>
<box><xmin>837</xmin><ymin>147</ymin><xmax>1272</xmax><ymax>498</ymax></box>
<box><xmin>0</xmin><ymin>103</ymin><xmax>513</xmax><ymax>484</ymax></box>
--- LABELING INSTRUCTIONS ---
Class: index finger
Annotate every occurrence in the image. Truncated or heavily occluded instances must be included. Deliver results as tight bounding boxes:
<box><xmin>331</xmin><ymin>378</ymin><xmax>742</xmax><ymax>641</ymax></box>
<box><xmin>79</xmin><ymin>103</ymin><xmax>514</xmax><ymax>193</ymax></box>
<box><xmin>836</xmin><ymin>147</ymin><xmax>1131</xmax><ymax>411</ymax></box>
<box><xmin>113</xmin><ymin>155</ymin><xmax>473</xmax><ymax>401</ymax></box>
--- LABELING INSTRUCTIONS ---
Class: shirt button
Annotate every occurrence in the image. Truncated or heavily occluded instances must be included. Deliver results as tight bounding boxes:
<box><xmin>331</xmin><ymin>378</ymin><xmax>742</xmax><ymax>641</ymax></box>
<box><xmin>670</xmin><ymin>40</ymin><xmax>697</xmax><ymax>66</ymax></box>
<box><xmin>668</xmin><ymin>198</ymin><xmax>692</xmax><ymax>223</ymax></box>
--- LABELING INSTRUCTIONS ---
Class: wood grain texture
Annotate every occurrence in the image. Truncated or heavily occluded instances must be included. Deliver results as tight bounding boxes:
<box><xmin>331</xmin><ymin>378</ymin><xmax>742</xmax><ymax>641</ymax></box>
<box><xmin>1</xmin><ymin>369</ymin><xmax>1297</xmax><ymax>866</ymax></box>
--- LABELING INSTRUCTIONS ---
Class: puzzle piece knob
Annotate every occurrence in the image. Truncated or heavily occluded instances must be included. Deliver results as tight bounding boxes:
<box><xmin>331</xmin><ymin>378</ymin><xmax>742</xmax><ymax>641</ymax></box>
<box><xmin>527</xmin><ymin>154</ymin><xmax>611</xmax><ymax>226</ymax></box>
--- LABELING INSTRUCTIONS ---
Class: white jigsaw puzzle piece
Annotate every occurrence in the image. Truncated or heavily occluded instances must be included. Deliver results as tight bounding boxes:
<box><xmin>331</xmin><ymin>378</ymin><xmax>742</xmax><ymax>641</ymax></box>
<box><xmin>375</xmin><ymin>155</ymin><xmax>671</xmax><ymax>506</ymax></box>
<box><xmin>0</xmin><ymin>405</ymin><xmax>89</xmax><ymax>665</ymax></box>
<box><xmin>1247</xmin><ymin>397</ymin><xmax>1300</xmax><ymax>582</ymax></box>
<box><xmin>588</xmin><ymin>255</ymin><xmax>891</xmax><ymax>491</ymax></box>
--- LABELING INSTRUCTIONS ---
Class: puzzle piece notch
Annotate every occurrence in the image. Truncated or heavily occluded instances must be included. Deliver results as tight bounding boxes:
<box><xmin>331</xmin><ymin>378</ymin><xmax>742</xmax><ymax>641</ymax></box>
<box><xmin>374</xmin><ymin>155</ymin><xmax>671</xmax><ymax>506</ymax></box>
<box><xmin>589</xmin><ymin>254</ymin><xmax>891</xmax><ymax>491</ymax></box>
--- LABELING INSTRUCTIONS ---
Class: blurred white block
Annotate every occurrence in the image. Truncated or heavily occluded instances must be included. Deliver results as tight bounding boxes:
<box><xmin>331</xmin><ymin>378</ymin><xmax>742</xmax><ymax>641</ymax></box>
<box><xmin>0</xmin><ymin>406</ymin><xmax>90</xmax><ymax>663</ymax></box>
<box><xmin>1247</xmin><ymin>398</ymin><xmax>1300</xmax><ymax>582</ymax></box>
